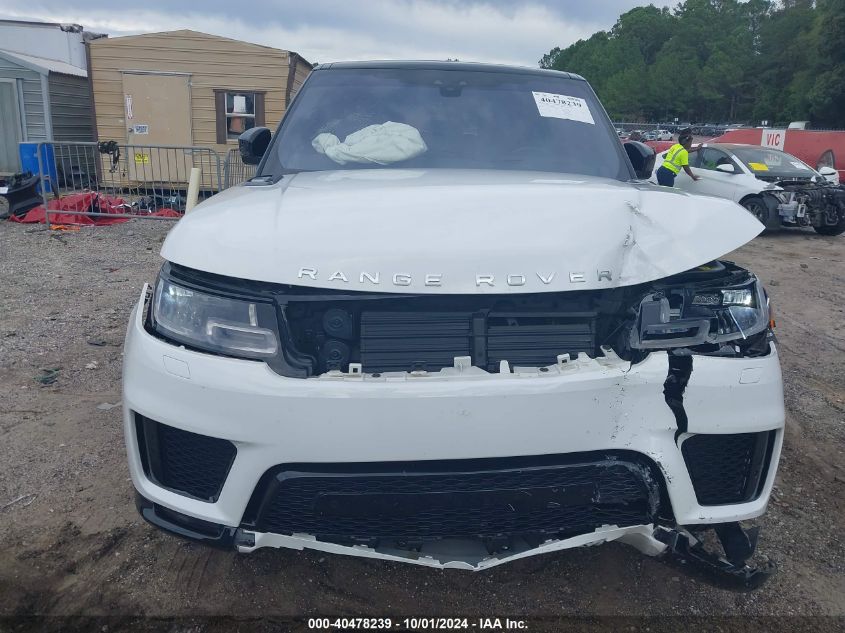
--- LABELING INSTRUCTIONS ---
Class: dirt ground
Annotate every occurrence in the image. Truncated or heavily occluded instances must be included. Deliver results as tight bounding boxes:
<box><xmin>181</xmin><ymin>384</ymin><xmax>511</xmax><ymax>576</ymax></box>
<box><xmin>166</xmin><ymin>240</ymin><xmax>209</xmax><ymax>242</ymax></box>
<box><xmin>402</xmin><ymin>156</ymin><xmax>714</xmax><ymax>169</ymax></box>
<box><xmin>0</xmin><ymin>212</ymin><xmax>843</xmax><ymax>631</ymax></box>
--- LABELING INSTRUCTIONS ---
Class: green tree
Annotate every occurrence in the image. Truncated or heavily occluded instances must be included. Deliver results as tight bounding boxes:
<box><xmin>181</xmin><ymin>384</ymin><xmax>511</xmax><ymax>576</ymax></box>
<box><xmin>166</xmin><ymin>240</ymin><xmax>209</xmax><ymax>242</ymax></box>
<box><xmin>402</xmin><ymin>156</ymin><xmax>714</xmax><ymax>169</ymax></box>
<box><xmin>647</xmin><ymin>38</ymin><xmax>701</xmax><ymax>120</ymax></box>
<box><xmin>539</xmin><ymin>0</ymin><xmax>843</xmax><ymax>126</ymax></box>
<box><xmin>808</xmin><ymin>0</ymin><xmax>845</xmax><ymax>125</ymax></box>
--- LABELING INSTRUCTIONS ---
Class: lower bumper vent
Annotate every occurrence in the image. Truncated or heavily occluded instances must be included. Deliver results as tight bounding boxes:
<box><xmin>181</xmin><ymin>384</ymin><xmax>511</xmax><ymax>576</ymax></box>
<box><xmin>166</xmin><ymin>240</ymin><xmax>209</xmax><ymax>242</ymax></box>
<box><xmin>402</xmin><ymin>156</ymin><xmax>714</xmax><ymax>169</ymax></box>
<box><xmin>245</xmin><ymin>454</ymin><xmax>663</xmax><ymax>545</ymax></box>
<box><xmin>135</xmin><ymin>415</ymin><xmax>236</xmax><ymax>502</ymax></box>
<box><xmin>682</xmin><ymin>431</ymin><xmax>776</xmax><ymax>505</ymax></box>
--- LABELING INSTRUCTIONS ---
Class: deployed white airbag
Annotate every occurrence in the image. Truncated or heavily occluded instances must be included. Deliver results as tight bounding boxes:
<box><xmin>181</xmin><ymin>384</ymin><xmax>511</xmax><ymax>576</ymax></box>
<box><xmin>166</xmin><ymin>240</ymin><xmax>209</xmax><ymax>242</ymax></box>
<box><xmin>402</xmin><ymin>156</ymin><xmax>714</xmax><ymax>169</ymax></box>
<box><xmin>312</xmin><ymin>121</ymin><xmax>427</xmax><ymax>165</ymax></box>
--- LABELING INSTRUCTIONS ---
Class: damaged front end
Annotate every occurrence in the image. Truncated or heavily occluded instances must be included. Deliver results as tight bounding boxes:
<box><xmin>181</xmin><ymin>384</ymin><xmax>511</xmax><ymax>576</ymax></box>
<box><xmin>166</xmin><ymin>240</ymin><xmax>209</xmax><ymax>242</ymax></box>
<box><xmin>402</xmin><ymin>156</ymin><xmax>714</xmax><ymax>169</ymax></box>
<box><xmin>622</xmin><ymin>260</ymin><xmax>771</xmax><ymax>361</ymax></box>
<box><xmin>132</xmin><ymin>260</ymin><xmax>782</xmax><ymax>590</ymax></box>
<box><xmin>762</xmin><ymin>179</ymin><xmax>845</xmax><ymax>234</ymax></box>
<box><xmin>279</xmin><ymin>262</ymin><xmax>779</xmax><ymax>588</ymax></box>
<box><xmin>619</xmin><ymin>261</ymin><xmax>777</xmax><ymax>589</ymax></box>
<box><xmin>656</xmin><ymin>524</ymin><xmax>775</xmax><ymax>591</ymax></box>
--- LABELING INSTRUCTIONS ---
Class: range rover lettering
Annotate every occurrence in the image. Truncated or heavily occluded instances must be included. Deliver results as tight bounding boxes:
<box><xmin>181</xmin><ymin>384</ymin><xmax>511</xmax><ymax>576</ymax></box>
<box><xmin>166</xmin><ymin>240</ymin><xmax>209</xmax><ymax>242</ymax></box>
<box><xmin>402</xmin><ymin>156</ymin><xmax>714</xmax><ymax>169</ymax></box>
<box><xmin>123</xmin><ymin>61</ymin><xmax>784</xmax><ymax>588</ymax></box>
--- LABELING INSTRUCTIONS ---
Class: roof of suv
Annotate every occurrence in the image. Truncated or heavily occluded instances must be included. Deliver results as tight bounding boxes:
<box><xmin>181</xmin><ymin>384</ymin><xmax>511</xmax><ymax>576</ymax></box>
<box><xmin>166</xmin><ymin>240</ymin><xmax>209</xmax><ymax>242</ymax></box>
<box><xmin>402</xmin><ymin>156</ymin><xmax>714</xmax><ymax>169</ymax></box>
<box><xmin>313</xmin><ymin>60</ymin><xmax>585</xmax><ymax>81</ymax></box>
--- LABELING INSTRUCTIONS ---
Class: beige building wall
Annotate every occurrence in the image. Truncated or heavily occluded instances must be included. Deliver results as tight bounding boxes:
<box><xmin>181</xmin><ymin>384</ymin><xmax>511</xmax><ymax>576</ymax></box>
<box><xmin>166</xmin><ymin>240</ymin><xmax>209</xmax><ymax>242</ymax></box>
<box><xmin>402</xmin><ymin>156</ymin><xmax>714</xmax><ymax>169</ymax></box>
<box><xmin>88</xmin><ymin>30</ymin><xmax>310</xmax><ymax>162</ymax></box>
<box><xmin>289</xmin><ymin>52</ymin><xmax>312</xmax><ymax>101</ymax></box>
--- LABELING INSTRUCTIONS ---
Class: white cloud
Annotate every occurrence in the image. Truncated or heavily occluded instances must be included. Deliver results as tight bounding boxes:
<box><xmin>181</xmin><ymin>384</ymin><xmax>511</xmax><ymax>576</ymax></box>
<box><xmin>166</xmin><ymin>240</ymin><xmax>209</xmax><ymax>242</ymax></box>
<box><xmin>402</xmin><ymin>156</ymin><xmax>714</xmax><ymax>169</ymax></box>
<box><xmin>0</xmin><ymin>1</ymin><xmax>602</xmax><ymax>66</ymax></box>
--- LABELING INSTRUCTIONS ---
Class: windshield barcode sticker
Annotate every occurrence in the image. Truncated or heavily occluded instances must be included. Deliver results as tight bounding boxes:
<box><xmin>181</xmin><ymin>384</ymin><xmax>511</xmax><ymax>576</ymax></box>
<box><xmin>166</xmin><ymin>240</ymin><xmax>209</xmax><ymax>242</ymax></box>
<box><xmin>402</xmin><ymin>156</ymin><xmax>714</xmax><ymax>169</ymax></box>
<box><xmin>532</xmin><ymin>92</ymin><xmax>595</xmax><ymax>124</ymax></box>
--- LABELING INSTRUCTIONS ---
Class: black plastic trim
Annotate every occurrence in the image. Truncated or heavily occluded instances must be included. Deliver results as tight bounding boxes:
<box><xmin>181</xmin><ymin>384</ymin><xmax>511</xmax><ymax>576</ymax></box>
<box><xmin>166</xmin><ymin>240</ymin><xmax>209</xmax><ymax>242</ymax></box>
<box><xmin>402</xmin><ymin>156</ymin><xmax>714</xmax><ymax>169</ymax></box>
<box><xmin>681</xmin><ymin>430</ymin><xmax>777</xmax><ymax>506</ymax></box>
<box><xmin>754</xmin><ymin>429</ymin><xmax>779</xmax><ymax>499</ymax></box>
<box><xmin>135</xmin><ymin>493</ymin><xmax>237</xmax><ymax>549</ymax></box>
<box><xmin>241</xmin><ymin>450</ymin><xmax>675</xmax><ymax>533</ymax></box>
<box><xmin>134</xmin><ymin>414</ymin><xmax>237</xmax><ymax>503</ymax></box>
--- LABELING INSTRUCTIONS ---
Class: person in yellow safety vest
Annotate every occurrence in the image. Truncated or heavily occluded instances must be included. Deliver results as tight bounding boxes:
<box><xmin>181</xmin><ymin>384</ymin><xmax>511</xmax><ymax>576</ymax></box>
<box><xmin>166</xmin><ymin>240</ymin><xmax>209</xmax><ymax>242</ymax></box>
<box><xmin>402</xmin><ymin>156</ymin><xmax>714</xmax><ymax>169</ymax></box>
<box><xmin>656</xmin><ymin>131</ymin><xmax>700</xmax><ymax>187</ymax></box>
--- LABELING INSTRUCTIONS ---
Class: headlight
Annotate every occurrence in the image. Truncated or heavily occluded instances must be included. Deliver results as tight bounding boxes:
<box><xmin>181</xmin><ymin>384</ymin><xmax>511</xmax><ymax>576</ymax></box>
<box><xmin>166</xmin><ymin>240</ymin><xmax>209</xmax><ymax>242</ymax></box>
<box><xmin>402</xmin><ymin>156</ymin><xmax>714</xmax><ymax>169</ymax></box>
<box><xmin>720</xmin><ymin>288</ymin><xmax>753</xmax><ymax>306</ymax></box>
<box><xmin>631</xmin><ymin>278</ymin><xmax>769</xmax><ymax>349</ymax></box>
<box><xmin>151</xmin><ymin>277</ymin><xmax>279</xmax><ymax>359</ymax></box>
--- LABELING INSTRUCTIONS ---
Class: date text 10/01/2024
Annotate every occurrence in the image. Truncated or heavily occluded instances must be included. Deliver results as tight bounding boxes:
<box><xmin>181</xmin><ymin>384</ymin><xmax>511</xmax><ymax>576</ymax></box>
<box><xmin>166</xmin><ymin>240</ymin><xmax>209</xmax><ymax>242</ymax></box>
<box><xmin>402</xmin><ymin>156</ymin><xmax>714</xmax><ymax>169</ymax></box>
<box><xmin>307</xmin><ymin>618</ymin><xmax>528</xmax><ymax>630</ymax></box>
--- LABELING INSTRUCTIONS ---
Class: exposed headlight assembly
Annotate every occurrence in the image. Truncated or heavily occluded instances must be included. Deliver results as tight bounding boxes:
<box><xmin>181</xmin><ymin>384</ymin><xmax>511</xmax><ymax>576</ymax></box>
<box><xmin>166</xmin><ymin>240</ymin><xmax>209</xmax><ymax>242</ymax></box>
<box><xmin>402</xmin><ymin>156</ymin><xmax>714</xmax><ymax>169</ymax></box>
<box><xmin>151</xmin><ymin>278</ymin><xmax>279</xmax><ymax>359</ymax></box>
<box><xmin>630</xmin><ymin>278</ymin><xmax>769</xmax><ymax>350</ymax></box>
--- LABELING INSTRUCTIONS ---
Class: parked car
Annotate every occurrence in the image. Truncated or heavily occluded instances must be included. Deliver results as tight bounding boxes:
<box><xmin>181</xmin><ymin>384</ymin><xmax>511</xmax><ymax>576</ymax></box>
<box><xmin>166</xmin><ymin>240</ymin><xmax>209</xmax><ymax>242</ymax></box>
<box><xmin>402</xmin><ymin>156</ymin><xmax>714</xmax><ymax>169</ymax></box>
<box><xmin>643</xmin><ymin>130</ymin><xmax>658</xmax><ymax>141</ymax></box>
<box><xmin>716</xmin><ymin>127</ymin><xmax>845</xmax><ymax>182</ymax></box>
<box><xmin>124</xmin><ymin>61</ymin><xmax>783</xmax><ymax>587</ymax></box>
<box><xmin>697</xmin><ymin>125</ymin><xmax>722</xmax><ymax>137</ymax></box>
<box><xmin>655</xmin><ymin>129</ymin><xmax>673</xmax><ymax>141</ymax></box>
<box><xmin>652</xmin><ymin>143</ymin><xmax>845</xmax><ymax>234</ymax></box>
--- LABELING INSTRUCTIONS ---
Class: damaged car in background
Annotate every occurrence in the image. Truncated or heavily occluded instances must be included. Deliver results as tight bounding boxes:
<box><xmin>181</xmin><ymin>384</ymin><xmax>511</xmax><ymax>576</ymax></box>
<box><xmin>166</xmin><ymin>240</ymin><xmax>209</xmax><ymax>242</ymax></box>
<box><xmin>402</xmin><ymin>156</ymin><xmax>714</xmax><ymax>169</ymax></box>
<box><xmin>123</xmin><ymin>61</ymin><xmax>784</xmax><ymax>589</ymax></box>
<box><xmin>653</xmin><ymin>143</ymin><xmax>845</xmax><ymax>235</ymax></box>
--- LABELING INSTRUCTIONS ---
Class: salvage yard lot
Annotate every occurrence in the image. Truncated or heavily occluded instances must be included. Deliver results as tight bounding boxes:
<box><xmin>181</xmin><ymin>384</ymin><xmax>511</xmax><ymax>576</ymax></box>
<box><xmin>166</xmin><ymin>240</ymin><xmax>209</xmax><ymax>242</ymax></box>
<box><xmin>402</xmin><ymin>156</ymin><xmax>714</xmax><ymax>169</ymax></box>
<box><xmin>1</xmin><ymin>216</ymin><xmax>844</xmax><ymax>625</ymax></box>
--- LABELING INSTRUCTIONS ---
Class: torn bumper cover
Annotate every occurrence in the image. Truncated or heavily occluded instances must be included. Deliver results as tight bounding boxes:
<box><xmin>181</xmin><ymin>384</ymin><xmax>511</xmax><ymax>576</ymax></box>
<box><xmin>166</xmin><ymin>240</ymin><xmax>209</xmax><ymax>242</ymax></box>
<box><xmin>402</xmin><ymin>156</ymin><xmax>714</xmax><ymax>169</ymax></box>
<box><xmin>136</xmin><ymin>490</ymin><xmax>666</xmax><ymax>569</ymax></box>
<box><xmin>136</xmin><ymin>492</ymin><xmax>773</xmax><ymax>588</ymax></box>
<box><xmin>123</xmin><ymin>287</ymin><xmax>785</xmax><ymax>581</ymax></box>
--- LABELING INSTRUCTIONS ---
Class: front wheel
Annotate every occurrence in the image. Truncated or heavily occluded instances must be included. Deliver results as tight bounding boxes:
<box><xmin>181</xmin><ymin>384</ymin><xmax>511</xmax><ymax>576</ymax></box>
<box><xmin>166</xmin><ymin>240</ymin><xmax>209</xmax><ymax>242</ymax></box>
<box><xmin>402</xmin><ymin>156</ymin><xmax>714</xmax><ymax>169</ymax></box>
<box><xmin>813</xmin><ymin>216</ymin><xmax>845</xmax><ymax>236</ymax></box>
<box><xmin>742</xmin><ymin>195</ymin><xmax>781</xmax><ymax>231</ymax></box>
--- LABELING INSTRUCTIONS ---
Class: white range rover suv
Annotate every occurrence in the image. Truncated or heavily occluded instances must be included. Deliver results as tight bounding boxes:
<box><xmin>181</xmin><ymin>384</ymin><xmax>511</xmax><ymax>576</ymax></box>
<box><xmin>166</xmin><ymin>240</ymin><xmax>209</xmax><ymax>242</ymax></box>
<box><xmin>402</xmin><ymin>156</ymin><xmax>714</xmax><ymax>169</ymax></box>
<box><xmin>123</xmin><ymin>61</ymin><xmax>784</xmax><ymax>588</ymax></box>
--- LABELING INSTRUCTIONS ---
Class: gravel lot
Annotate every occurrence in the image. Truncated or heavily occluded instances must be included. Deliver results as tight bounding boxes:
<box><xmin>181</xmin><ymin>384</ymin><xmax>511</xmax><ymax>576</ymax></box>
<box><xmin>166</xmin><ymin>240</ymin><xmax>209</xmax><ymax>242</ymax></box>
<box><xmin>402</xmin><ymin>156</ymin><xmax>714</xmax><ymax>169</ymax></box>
<box><xmin>0</xmin><ymin>211</ymin><xmax>843</xmax><ymax>631</ymax></box>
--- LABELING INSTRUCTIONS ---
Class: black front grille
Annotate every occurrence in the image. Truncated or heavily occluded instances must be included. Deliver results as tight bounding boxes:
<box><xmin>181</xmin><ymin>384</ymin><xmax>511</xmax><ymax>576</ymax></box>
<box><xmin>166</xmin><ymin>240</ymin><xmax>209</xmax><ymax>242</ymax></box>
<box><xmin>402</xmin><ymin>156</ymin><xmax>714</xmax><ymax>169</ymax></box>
<box><xmin>246</xmin><ymin>454</ymin><xmax>662</xmax><ymax>544</ymax></box>
<box><xmin>360</xmin><ymin>312</ymin><xmax>472</xmax><ymax>372</ymax></box>
<box><xmin>164</xmin><ymin>264</ymin><xmax>603</xmax><ymax>378</ymax></box>
<box><xmin>282</xmin><ymin>292</ymin><xmax>599</xmax><ymax>376</ymax></box>
<box><xmin>682</xmin><ymin>431</ymin><xmax>775</xmax><ymax>505</ymax></box>
<box><xmin>486</xmin><ymin>317</ymin><xmax>595</xmax><ymax>368</ymax></box>
<box><xmin>359</xmin><ymin>310</ymin><xmax>596</xmax><ymax>373</ymax></box>
<box><xmin>135</xmin><ymin>415</ymin><xmax>236</xmax><ymax>502</ymax></box>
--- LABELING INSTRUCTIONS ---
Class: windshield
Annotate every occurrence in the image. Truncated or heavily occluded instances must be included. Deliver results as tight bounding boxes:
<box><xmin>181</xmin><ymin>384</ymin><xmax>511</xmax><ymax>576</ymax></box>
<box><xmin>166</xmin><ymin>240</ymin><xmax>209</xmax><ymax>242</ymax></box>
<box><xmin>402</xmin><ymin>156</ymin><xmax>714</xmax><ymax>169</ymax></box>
<box><xmin>730</xmin><ymin>146</ymin><xmax>818</xmax><ymax>179</ymax></box>
<box><xmin>260</xmin><ymin>67</ymin><xmax>631</xmax><ymax>180</ymax></box>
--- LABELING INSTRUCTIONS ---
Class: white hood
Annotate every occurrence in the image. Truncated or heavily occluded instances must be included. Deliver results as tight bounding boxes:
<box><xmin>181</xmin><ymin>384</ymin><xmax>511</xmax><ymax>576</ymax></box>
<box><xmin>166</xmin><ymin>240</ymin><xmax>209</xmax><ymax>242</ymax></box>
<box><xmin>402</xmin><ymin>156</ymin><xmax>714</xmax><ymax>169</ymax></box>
<box><xmin>161</xmin><ymin>169</ymin><xmax>763</xmax><ymax>293</ymax></box>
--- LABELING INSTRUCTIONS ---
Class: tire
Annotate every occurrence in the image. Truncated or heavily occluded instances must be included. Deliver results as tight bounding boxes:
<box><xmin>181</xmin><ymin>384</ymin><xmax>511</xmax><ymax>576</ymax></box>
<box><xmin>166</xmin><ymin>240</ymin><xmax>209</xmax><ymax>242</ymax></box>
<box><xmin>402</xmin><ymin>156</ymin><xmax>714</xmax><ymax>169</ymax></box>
<box><xmin>741</xmin><ymin>195</ymin><xmax>781</xmax><ymax>231</ymax></box>
<box><xmin>813</xmin><ymin>216</ymin><xmax>845</xmax><ymax>236</ymax></box>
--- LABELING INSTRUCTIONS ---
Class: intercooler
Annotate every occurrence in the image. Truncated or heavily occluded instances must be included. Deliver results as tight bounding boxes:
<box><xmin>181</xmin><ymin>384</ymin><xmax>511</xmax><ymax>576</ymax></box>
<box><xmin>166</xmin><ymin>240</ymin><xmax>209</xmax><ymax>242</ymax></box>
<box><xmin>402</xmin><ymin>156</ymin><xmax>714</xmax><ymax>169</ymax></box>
<box><xmin>285</xmin><ymin>297</ymin><xmax>600</xmax><ymax>375</ymax></box>
<box><xmin>359</xmin><ymin>310</ymin><xmax>597</xmax><ymax>373</ymax></box>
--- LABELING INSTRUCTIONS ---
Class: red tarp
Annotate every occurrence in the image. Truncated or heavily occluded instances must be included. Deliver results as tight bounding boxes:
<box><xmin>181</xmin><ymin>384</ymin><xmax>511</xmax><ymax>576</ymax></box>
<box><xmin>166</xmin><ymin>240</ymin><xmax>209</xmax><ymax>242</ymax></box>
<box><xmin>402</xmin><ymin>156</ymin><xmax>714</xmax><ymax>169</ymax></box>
<box><xmin>8</xmin><ymin>192</ymin><xmax>181</xmax><ymax>225</ymax></box>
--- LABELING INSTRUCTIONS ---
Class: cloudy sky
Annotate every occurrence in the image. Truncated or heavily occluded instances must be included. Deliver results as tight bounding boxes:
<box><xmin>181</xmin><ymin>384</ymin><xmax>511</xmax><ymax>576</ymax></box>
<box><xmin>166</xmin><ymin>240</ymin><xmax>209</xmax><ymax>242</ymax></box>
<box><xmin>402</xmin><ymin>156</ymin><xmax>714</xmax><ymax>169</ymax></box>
<box><xmin>0</xmin><ymin>0</ymin><xmax>658</xmax><ymax>67</ymax></box>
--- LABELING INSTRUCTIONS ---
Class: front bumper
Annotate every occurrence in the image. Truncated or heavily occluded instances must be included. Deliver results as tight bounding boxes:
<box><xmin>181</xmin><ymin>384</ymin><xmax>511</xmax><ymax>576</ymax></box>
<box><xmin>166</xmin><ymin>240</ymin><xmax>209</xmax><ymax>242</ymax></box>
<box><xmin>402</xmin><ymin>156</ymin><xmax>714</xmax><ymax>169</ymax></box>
<box><xmin>122</xmin><ymin>288</ymin><xmax>785</xmax><ymax>569</ymax></box>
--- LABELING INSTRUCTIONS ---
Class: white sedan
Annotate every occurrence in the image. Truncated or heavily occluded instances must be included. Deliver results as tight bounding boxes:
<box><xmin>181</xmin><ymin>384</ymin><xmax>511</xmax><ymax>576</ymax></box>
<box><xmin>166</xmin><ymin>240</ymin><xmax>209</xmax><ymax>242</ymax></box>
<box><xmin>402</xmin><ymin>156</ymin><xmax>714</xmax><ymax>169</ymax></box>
<box><xmin>651</xmin><ymin>143</ymin><xmax>845</xmax><ymax>235</ymax></box>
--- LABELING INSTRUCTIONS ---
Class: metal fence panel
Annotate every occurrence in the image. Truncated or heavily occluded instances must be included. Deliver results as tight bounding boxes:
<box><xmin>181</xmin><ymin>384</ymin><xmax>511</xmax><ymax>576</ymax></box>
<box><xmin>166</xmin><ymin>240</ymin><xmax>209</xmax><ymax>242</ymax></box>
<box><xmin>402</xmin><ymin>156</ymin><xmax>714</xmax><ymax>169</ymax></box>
<box><xmin>223</xmin><ymin>148</ymin><xmax>256</xmax><ymax>189</ymax></box>
<box><xmin>28</xmin><ymin>141</ymin><xmax>224</xmax><ymax>224</ymax></box>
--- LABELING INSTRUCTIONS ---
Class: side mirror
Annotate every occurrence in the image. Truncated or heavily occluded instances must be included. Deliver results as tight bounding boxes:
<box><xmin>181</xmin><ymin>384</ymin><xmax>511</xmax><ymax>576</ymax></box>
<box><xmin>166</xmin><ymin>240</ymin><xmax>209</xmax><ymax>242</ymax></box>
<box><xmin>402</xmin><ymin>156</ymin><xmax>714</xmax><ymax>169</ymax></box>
<box><xmin>624</xmin><ymin>141</ymin><xmax>656</xmax><ymax>179</ymax></box>
<box><xmin>239</xmin><ymin>127</ymin><xmax>271</xmax><ymax>165</ymax></box>
<box><xmin>716</xmin><ymin>163</ymin><xmax>736</xmax><ymax>173</ymax></box>
<box><xmin>818</xmin><ymin>165</ymin><xmax>839</xmax><ymax>184</ymax></box>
